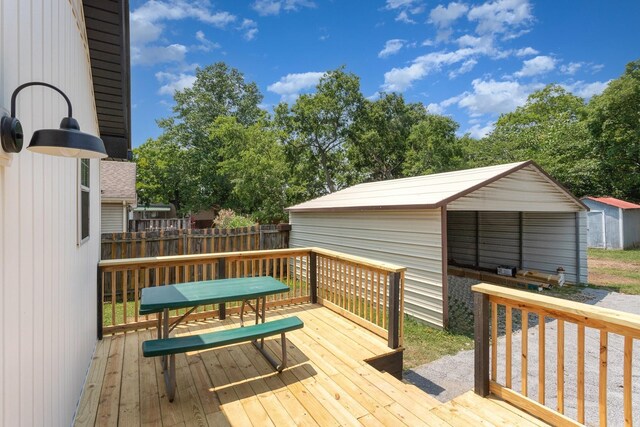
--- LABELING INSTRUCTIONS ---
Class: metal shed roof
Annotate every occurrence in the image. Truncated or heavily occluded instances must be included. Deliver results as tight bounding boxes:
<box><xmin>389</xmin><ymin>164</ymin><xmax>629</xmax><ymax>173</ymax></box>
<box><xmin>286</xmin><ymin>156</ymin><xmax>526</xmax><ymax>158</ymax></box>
<box><xmin>583</xmin><ymin>197</ymin><xmax>640</xmax><ymax>210</ymax></box>
<box><xmin>287</xmin><ymin>161</ymin><xmax>587</xmax><ymax>212</ymax></box>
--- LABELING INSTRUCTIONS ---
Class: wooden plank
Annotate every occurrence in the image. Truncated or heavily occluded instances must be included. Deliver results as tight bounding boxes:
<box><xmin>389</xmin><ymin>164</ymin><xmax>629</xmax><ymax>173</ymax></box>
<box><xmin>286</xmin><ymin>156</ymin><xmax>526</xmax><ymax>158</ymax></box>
<box><xmin>118</xmin><ymin>333</ymin><xmax>140</xmax><ymax>426</ymax></box>
<box><xmin>490</xmin><ymin>382</ymin><xmax>582</xmax><ymax>427</ymax></box>
<box><xmin>599</xmin><ymin>330</ymin><xmax>608</xmax><ymax>427</ymax></box>
<box><xmin>577</xmin><ymin>324</ymin><xmax>585</xmax><ymax>423</ymax></box>
<box><xmin>624</xmin><ymin>336</ymin><xmax>633</xmax><ymax>427</ymax></box>
<box><xmin>474</xmin><ymin>292</ymin><xmax>490</xmax><ymax>396</ymax></box>
<box><xmin>95</xmin><ymin>335</ymin><xmax>125</xmax><ymax>426</ymax></box>
<box><xmin>491</xmin><ymin>302</ymin><xmax>497</xmax><ymax>382</ymax></box>
<box><xmin>74</xmin><ymin>338</ymin><xmax>111</xmax><ymax>426</ymax></box>
<box><xmin>557</xmin><ymin>319</ymin><xmax>564</xmax><ymax>414</ymax></box>
<box><xmin>137</xmin><ymin>330</ymin><xmax>162</xmax><ymax>427</ymax></box>
<box><xmin>506</xmin><ymin>306</ymin><xmax>512</xmax><ymax>388</ymax></box>
<box><xmin>521</xmin><ymin>310</ymin><xmax>528</xmax><ymax>397</ymax></box>
<box><xmin>484</xmin><ymin>395</ymin><xmax>550</xmax><ymax>426</ymax></box>
<box><xmin>472</xmin><ymin>283</ymin><xmax>640</xmax><ymax>338</ymax></box>
<box><xmin>538</xmin><ymin>313</ymin><xmax>545</xmax><ymax>405</ymax></box>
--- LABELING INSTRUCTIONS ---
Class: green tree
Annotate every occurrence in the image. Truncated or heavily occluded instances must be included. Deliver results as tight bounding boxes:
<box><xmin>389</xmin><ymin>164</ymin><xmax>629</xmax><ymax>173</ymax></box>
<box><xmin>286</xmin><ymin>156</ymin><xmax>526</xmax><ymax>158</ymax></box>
<box><xmin>587</xmin><ymin>59</ymin><xmax>640</xmax><ymax>200</ymax></box>
<box><xmin>276</xmin><ymin>67</ymin><xmax>363</xmax><ymax>194</ymax></box>
<box><xmin>154</xmin><ymin>63</ymin><xmax>265</xmax><ymax>213</ymax></box>
<box><xmin>403</xmin><ymin>114</ymin><xmax>464</xmax><ymax>176</ymax></box>
<box><xmin>475</xmin><ymin>84</ymin><xmax>602</xmax><ymax>196</ymax></box>
<box><xmin>133</xmin><ymin>137</ymin><xmax>191</xmax><ymax>214</ymax></box>
<box><xmin>213</xmin><ymin>117</ymin><xmax>290</xmax><ymax>223</ymax></box>
<box><xmin>347</xmin><ymin>93</ymin><xmax>429</xmax><ymax>181</ymax></box>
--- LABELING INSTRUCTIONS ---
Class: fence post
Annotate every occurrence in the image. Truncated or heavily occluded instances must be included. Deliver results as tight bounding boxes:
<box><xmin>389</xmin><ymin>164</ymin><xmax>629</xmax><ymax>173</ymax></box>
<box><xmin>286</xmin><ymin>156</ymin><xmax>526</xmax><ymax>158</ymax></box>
<box><xmin>97</xmin><ymin>264</ymin><xmax>103</xmax><ymax>340</ymax></box>
<box><xmin>474</xmin><ymin>291</ymin><xmax>490</xmax><ymax>396</ymax></box>
<box><xmin>309</xmin><ymin>251</ymin><xmax>317</xmax><ymax>304</ymax></box>
<box><xmin>387</xmin><ymin>272</ymin><xmax>401</xmax><ymax>349</ymax></box>
<box><xmin>217</xmin><ymin>257</ymin><xmax>226</xmax><ymax>319</ymax></box>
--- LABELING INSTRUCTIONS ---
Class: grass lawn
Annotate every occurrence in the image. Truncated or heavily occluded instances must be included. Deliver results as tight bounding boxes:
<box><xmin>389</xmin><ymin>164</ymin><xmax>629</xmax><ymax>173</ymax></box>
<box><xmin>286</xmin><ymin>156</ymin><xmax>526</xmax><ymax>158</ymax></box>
<box><xmin>402</xmin><ymin>315</ymin><xmax>473</xmax><ymax>370</ymax></box>
<box><xmin>588</xmin><ymin>248</ymin><xmax>640</xmax><ymax>295</ymax></box>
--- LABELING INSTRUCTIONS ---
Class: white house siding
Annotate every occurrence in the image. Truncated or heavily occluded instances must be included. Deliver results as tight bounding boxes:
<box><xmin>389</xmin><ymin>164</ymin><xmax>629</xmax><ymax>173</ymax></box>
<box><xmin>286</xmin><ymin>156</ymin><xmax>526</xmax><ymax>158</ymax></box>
<box><xmin>289</xmin><ymin>210</ymin><xmax>444</xmax><ymax>327</ymax></box>
<box><xmin>448</xmin><ymin>211</ymin><xmax>587</xmax><ymax>284</ymax></box>
<box><xmin>101</xmin><ymin>203</ymin><xmax>125</xmax><ymax>233</ymax></box>
<box><xmin>0</xmin><ymin>1</ymin><xmax>100</xmax><ymax>426</ymax></box>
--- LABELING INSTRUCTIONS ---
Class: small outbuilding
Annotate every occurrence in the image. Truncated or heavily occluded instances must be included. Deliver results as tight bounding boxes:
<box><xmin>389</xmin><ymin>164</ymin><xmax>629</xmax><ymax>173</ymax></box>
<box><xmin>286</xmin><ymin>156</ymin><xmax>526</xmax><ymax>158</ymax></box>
<box><xmin>100</xmin><ymin>160</ymin><xmax>137</xmax><ymax>233</ymax></box>
<box><xmin>582</xmin><ymin>197</ymin><xmax>640</xmax><ymax>249</ymax></box>
<box><xmin>288</xmin><ymin>161</ymin><xmax>588</xmax><ymax>328</ymax></box>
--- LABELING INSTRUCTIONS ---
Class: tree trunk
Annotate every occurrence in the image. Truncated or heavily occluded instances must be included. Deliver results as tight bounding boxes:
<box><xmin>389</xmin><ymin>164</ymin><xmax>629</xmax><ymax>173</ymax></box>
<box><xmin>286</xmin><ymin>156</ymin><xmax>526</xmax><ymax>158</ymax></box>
<box><xmin>319</xmin><ymin>150</ymin><xmax>336</xmax><ymax>192</ymax></box>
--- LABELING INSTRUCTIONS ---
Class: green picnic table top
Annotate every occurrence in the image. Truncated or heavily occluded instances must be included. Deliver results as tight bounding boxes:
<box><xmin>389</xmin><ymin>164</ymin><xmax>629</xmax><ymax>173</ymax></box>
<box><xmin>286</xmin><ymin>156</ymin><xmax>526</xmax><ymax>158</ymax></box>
<box><xmin>139</xmin><ymin>276</ymin><xmax>290</xmax><ymax>315</ymax></box>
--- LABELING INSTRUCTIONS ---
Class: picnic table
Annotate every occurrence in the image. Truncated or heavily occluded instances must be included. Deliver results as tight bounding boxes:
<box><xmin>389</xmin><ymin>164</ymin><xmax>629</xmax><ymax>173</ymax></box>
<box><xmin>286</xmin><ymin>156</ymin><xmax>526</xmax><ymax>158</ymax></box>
<box><xmin>139</xmin><ymin>276</ymin><xmax>303</xmax><ymax>401</ymax></box>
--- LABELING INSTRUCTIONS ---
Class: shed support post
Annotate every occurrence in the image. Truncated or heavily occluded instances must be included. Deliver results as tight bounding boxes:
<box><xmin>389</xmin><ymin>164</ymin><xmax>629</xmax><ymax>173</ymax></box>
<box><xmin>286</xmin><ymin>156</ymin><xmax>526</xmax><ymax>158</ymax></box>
<box><xmin>519</xmin><ymin>212</ymin><xmax>524</xmax><ymax>269</ymax></box>
<box><xmin>218</xmin><ymin>257</ymin><xmax>226</xmax><ymax>319</ymax></box>
<box><xmin>575</xmin><ymin>213</ymin><xmax>581</xmax><ymax>284</ymax></box>
<box><xmin>474</xmin><ymin>291</ymin><xmax>490</xmax><ymax>396</ymax></box>
<box><xmin>309</xmin><ymin>251</ymin><xmax>317</xmax><ymax>304</ymax></box>
<box><xmin>388</xmin><ymin>272</ymin><xmax>401</xmax><ymax>349</ymax></box>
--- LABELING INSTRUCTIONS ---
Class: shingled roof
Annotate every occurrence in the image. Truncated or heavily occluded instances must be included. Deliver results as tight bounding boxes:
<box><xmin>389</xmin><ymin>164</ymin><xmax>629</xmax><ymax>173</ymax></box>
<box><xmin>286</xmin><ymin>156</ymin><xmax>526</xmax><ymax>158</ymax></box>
<box><xmin>100</xmin><ymin>160</ymin><xmax>136</xmax><ymax>204</ymax></box>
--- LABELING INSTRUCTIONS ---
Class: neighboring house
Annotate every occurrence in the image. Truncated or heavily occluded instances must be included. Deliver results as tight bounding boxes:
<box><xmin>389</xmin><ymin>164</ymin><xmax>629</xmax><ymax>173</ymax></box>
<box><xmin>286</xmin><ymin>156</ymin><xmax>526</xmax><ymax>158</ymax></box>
<box><xmin>132</xmin><ymin>203</ymin><xmax>177</xmax><ymax>219</ymax></box>
<box><xmin>288</xmin><ymin>161</ymin><xmax>588</xmax><ymax>328</ymax></box>
<box><xmin>191</xmin><ymin>207</ymin><xmax>216</xmax><ymax>228</ymax></box>
<box><xmin>582</xmin><ymin>196</ymin><xmax>640</xmax><ymax>249</ymax></box>
<box><xmin>100</xmin><ymin>160</ymin><xmax>137</xmax><ymax>233</ymax></box>
<box><xmin>0</xmin><ymin>0</ymin><xmax>130</xmax><ymax>424</ymax></box>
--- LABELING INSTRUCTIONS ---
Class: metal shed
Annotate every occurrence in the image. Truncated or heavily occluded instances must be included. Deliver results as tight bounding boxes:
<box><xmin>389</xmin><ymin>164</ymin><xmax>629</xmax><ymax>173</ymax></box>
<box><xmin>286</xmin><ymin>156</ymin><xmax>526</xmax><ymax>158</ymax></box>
<box><xmin>288</xmin><ymin>161</ymin><xmax>588</xmax><ymax>328</ymax></box>
<box><xmin>582</xmin><ymin>197</ymin><xmax>640</xmax><ymax>249</ymax></box>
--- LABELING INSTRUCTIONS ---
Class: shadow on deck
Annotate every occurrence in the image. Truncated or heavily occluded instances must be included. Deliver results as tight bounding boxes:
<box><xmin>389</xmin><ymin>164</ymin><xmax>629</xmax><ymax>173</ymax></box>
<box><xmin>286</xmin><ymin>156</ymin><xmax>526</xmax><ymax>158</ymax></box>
<box><xmin>74</xmin><ymin>304</ymin><xmax>548</xmax><ymax>426</ymax></box>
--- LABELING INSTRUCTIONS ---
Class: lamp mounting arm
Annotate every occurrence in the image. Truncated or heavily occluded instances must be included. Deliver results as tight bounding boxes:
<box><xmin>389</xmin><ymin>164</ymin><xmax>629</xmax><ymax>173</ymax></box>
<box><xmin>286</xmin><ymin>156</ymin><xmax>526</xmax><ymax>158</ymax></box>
<box><xmin>10</xmin><ymin>82</ymin><xmax>73</xmax><ymax>118</ymax></box>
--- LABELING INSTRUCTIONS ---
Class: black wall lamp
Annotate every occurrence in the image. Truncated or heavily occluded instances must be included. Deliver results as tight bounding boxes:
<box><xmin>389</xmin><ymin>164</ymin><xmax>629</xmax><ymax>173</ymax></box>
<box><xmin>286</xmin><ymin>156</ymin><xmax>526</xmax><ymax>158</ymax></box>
<box><xmin>1</xmin><ymin>82</ymin><xmax>107</xmax><ymax>158</ymax></box>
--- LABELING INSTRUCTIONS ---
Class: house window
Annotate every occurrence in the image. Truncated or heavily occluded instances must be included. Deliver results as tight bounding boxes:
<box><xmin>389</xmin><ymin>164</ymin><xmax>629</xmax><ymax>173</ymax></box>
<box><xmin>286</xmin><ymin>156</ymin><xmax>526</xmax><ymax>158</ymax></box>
<box><xmin>79</xmin><ymin>159</ymin><xmax>90</xmax><ymax>244</ymax></box>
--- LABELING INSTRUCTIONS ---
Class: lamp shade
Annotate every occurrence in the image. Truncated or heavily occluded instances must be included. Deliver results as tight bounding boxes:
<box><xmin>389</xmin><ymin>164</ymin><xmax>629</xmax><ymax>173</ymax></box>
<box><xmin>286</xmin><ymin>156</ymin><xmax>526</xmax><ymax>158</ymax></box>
<box><xmin>27</xmin><ymin>117</ymin><xmax>107</xmax><ymax>159</ymax></box>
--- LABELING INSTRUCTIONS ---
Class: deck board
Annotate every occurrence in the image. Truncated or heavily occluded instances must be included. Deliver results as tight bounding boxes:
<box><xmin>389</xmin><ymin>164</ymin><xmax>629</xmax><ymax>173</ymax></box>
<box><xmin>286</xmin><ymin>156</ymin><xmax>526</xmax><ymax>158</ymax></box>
<box><xmin>75</xmin><ymin>304</ymin><xmax>549</xmax><ymax>426</ymax></box>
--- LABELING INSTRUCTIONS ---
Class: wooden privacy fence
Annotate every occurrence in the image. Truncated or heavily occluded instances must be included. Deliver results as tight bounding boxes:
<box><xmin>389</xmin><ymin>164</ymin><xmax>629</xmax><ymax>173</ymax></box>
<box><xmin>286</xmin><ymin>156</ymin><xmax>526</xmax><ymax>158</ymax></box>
<box><xmin>97</xmin><ymin>247</ymin><xmax>406</xmax><ymax>349</ymax></box>
<box><xmin>101</xmin><ymin>224</ymin><xmax>290</xmax><ymax>260</ymax></box>
<box><xmin>473</xmin><ymin>283</ymin><xmax>639</xmax><ymax>427</ymax></box>
<box><xmin>128</xmin><ymin>218</ymin><xmax>191</xmax><ymax>232</ymax></box>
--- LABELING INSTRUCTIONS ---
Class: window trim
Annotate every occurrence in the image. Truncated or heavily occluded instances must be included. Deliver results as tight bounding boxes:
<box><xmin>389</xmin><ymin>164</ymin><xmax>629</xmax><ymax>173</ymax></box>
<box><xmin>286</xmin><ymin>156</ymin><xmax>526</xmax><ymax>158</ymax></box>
<box><xmin>78</xmin><ymin>158</ymin><xmax>90</xmax><ymax>245</ymax></box>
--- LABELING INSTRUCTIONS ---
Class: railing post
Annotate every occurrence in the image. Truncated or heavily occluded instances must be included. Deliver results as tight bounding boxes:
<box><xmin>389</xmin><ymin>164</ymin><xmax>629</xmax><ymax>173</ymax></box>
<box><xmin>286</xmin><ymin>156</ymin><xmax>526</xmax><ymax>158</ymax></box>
<box><xmin>309</xmin><ymin>251</ymin><xmax>317</xmax><ymax>304</ymax></box>
<box><xmin>217</xmin><ymin>257</ymin><xmax>226</xmax><ymax>319</ymax></box>
<box><xmin>97</xmin><ymin>264</ymin><xmax>103</xmax><ymax>340</ymax></box>
<box><xmin>388</xmin><ymin>271</ymin><xmax>401</xmax><ymax>349</ymax></box>
<box><xmin>474</xmin><ymin>291</ymin><xmax>490</xmax><ymax>396</ymax></box>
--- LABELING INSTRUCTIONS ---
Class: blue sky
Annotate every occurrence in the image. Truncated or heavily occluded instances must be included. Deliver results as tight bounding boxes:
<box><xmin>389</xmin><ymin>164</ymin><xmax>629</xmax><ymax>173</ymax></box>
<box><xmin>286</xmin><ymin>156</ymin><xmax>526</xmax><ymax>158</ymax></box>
<box><xmin>129</xmin><ymin>0</ymin><xmax>640</xmax><ymax>147</ymax></box>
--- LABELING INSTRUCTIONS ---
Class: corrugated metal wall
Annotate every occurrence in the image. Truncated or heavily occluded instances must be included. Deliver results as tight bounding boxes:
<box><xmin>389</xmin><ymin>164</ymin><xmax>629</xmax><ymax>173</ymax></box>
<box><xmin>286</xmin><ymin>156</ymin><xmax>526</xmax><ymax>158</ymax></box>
<box><xmin>0</xmin><ymin>0</ymin><xmax>100</xmax><ymax>425</ymax></box>
<box><xmin>101</xmin><ymin>203</ymin><xmax>125</xmax><ymax>233</ymax></box>
<box><xmin>623</xmin><ymin>210</ymin><xmax>640</xmax><ymax>249</ymax></box>
<box><xmin>448</xmin><ymin>211</ymin><xmax>588</xmax><ymax>283</ymax></box>
<box><xmin>289</xmin><ymin>210</ymin><xmax>444</xmax><ymax>327</ymax></box>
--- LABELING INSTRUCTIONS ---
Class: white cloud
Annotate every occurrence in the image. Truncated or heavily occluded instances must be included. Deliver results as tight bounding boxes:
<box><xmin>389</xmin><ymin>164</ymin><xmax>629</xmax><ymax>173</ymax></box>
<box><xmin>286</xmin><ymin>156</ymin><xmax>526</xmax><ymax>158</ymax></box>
<box><xmin>156</xmin><ymin>71</ymin><xmax>197</xmax><ymax>95</ymax></box>
<box><xmin>426</xmin><ymin>102</ymin><xmax>444</xmax><ymax>114</ymax></box>
<box><xmin>563</xmin><ymin>80</ymin><xmax>610</xmax><ymax>99</ymax></box>
<box><xmin>429</xmin><ymin>2</ymin><xmax>469</xmax><ymax>26</ymax></box>
<box><xmin>239</xmin><ymin>19</ymin><xmax>258</xmax><ymax>40</ymax></box>
<box><xmin>382</xmin><ymin>47</ymin><xmax>480</xmax><ymax>91</ymax></box>
<box><xmin>386</xmin><ymin>0</ymin><xmax>424</xmax><ymax>24</ymax></box>
<box><xmin>451</xmin><ymin>78</ymin><xmax>543</xmax><ymax>116</ymax></box>
<box><xmin>194</xmin><ymin>30</ymin><xmax>220</xmax><ymax>51</ymax></box>
<box><xmin>515</xmin><ymin>46</ymin><xmax>538</xmax><ymax>57</ymax></box>
<box><xmin>385</xmin><ymin>0</ymin><xmax>419</xmax><ymax>9</ymax></box>
<box><xmin>378</xmin><ymin>39</ymin><xmax>405</xmax><ymax>58</ymax></box>
<box><xmin>466</xmin><ymin>122</ymin><xmax>494</xmax><ymax>138</ymax></box>
<box><xmin>467</xmin><ymin>0</ymin><xmax>532</xmax><ymax>36</ymax></box>
<box><xmin>514</xmin><ymin>55</ymin><xmax>555</xmax><ymax>77</ymax></box>
<box><xmin>267</xmin><ymin>71</ymin><xmax>325</xmax><ymax>102</ymax></box>
<box><xmin>395</xmin><ymin>10</ymin><xmax>415</xmax><ymax>24</ymax></box>
<box><xmin>132</xmin><ymin>44</ymin><xmax>187</xmax><ymax>66</ymax></box>
<box><xmin>130</xmin><ymin>0</ymin><xmax>236</xmax><ymax>65</ymax></box>
<box><xmin>449</xmin><ymin>58</ymin><xmax>477</xmax><ymax>78</ymax></box>
<box><xmin>252</xmin><ymin>0</ymin><xmax>315</xmax><ymax>16</ymax></box>
<box><xmin>560</xmin><ymin>61</ymin><xmax>583</xmax><ymax>75</ymax></box>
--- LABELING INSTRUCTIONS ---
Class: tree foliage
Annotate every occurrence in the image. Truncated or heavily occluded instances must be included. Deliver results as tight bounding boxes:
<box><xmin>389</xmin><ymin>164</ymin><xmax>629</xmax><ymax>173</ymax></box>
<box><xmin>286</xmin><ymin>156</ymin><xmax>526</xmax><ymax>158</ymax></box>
<box><xmin>134</xmin><ymin>59</ymin><xmax>640</xmax><ymax>224</ymax></box>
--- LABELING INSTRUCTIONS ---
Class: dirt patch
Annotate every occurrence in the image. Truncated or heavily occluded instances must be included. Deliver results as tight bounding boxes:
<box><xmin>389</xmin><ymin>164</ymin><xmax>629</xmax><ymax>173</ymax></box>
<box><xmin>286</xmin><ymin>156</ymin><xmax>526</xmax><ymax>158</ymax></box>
<box><xmin>588</xmin><ymin>271</ymin><xmax>639</xmax><ymax>286</ymax></box>
<box><xmin>589</xmin><ymin>258</ymin><xmax>640</xmax><ymax>271</ymax></box>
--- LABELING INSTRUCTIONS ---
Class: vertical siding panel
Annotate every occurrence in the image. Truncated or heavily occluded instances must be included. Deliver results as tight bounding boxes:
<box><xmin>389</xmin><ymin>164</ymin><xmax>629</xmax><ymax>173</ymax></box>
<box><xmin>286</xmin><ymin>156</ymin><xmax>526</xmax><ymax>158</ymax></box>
<box><xmin>1</xmin><ymin>0</ymin><xmax>101</xmax><ymax>424</ymax></box>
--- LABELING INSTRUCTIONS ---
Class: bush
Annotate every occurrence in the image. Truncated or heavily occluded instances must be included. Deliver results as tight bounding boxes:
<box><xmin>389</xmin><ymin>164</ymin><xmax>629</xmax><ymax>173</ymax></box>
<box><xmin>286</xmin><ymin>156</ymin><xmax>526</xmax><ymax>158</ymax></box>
<box><xmin>213</xmin><ymin>209</ymin><xmax>256</xmax><ymax>229</ymax></box>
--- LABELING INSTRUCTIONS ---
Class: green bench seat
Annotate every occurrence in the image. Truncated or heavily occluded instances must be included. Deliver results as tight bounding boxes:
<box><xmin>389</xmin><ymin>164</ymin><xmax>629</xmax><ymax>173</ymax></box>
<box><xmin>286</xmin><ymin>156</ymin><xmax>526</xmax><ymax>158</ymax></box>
<box><xmin>143</xmin><ymin>316</ymin><xmax>304</xmax><ymax>402</ymax></box>
<box><xmin>142</xmin><ymin>316</ymin><xmax>304</xmax><ymax>357</ymax></box>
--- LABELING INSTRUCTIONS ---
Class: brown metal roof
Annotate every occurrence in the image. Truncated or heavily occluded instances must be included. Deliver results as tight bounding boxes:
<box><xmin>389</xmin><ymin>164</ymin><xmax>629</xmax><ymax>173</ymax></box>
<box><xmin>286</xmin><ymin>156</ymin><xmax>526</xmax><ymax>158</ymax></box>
<box><xmin>584</xmin><ymin>197</ymin><xmax>640</xmax><ymax>210</ymax></box>
<box><xmin>83</xmin><ymin>0</ymin><xmax>131</xmax><ymax>159</ymax></box>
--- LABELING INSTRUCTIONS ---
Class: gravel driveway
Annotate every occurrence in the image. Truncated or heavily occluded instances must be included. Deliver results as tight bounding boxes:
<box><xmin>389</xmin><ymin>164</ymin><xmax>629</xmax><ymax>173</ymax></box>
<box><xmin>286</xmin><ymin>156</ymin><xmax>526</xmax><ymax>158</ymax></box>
<box><xmin>406</xmin><ymin>288</ymin><xmax>640</xmax><ymax>427</ymax></box>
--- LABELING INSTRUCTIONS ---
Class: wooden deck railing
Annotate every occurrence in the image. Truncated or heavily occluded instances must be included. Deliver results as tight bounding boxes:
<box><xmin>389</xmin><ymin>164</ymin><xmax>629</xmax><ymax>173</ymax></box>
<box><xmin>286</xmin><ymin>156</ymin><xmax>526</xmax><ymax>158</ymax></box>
<box><xmin>97</xmin><ymin>247</ymin><xmax>406</xmax><ymax>348</ymax></box>
<box><xmin>473</xmin><ymin>283</ymin><xmax>639</xmax><ymax>427</ymax></box>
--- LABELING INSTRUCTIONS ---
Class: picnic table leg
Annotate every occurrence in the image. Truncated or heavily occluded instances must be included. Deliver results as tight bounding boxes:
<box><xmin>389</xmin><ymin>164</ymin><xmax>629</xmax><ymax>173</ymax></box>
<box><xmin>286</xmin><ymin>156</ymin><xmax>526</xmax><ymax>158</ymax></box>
<box><xmin>161</xmin><ymin>308</ymin><xmax>169</xmax><ymax>371</ymax></box>
<box><xmin>164</xmin><ymin>354</ymin><xmax>176</xmax><ymax>402</ymax></box>
<box><xmin>252</xmin><ymin>331</ymin><xmax>288</xmax><ymax>373</ymax></box>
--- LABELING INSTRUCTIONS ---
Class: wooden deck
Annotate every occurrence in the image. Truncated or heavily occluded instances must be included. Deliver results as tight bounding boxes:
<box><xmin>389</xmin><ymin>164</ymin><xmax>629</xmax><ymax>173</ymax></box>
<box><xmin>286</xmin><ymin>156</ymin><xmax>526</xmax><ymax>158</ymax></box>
<box><xmin>75</xmin><ymin>304</ymin><xmax>549</xmax><ymax>426</ymax></box>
